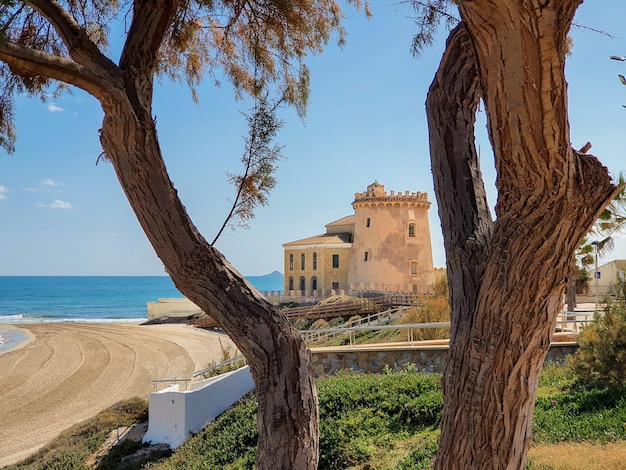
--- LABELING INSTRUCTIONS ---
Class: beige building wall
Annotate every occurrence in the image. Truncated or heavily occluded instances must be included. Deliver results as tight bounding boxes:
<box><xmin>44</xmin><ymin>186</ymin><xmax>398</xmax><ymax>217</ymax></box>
<box><xmin>283</xmin><ymin>243</ymin><xmax>352</xmax><ymax>295</ymax></box>
<box><xmin>590</xmin><ymin>259</ymin><xmax>626</xmax><ymax>295</ymax></box>
<box><xmin>348</xmin><ymin>182</ymin><xmax>435</xmax><ymax>293</ymax></box>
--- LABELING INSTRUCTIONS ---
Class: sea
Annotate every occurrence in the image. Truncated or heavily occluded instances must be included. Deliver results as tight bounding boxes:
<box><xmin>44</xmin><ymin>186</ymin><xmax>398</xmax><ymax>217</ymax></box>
<box><xmin>0</xmin><ymin>274</ymin><xmax>283</xmax><ymax>351</ymax></box>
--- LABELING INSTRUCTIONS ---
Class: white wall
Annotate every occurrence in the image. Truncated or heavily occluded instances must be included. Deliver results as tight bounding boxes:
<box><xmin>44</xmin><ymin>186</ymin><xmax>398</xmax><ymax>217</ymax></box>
<box><xmin>143</xmin><ymin>365</ymin><xmax>254</xmax><ymax>448</ymax></box>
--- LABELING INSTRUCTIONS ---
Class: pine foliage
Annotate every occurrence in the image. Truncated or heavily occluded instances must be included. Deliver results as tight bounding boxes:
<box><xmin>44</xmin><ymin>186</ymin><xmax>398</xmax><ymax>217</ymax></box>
<box><xmin>0</xmin><ymin>0</ymin><xmax>369</xmax><ymax>151</ymax></box>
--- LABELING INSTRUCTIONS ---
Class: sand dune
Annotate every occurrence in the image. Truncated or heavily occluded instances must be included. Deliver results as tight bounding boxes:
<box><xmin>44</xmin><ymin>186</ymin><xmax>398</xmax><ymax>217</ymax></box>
<box><xmin>0</xmin><ymin>323</ymin><xmax>235</xmax><ymax>467</ymax></box>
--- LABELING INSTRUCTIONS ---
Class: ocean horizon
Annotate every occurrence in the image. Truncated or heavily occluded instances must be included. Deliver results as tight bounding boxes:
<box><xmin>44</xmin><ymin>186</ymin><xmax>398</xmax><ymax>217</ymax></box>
<box><xmin>0</xmin><ymin>274</ymin><xmax>284</xmax><ymax>325</ymax></box>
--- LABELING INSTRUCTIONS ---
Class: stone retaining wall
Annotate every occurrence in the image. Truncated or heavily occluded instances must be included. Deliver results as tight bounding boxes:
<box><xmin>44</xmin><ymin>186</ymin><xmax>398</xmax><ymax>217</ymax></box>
<box><xmin>310</xmin><ymin>343</ymin><xmax>579</xmax><ymax>377</ymax></box>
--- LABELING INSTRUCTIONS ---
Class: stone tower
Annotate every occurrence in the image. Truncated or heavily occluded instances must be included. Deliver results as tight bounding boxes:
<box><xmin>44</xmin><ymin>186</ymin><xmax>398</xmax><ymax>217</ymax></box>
<box><xmin>348</xmin><ymin>181</ymin><xmax>435</xmax><ymax>293</ymax></box>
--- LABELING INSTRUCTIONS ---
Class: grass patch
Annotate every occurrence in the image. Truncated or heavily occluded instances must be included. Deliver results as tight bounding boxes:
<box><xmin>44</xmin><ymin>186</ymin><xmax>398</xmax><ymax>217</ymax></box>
<box><xmin>13</xmin><ymin>361</ymin><xmax>626</xmax><ymax>469</ymax></box>
<box><xmin>528</xmin><ymin>442</ymin><xmax>626</xmax><ymax>470</ymax></box>
<box><xmin>6</xmin><ymin>397</ymin><xmax>148</xmax><ymax>470</ymax></box>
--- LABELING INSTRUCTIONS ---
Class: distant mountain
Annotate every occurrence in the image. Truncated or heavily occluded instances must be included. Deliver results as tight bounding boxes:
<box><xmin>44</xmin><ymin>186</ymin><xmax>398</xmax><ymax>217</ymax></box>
<box><xmin>263</xmin><ymin>270</ymin><xmax>283</xmax><ymax>277</ymax></box>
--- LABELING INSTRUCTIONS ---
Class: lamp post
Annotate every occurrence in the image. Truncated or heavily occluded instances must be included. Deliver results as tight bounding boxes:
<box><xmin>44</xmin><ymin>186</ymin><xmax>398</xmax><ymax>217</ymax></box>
<box><xmin>591</xmin><ymin>240</ymin><xmax>599</xmax><ymax>313</ymax></box>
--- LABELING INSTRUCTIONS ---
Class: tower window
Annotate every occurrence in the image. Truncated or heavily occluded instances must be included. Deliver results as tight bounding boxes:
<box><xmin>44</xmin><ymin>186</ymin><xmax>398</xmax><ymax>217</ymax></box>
<box><xmin>366</xmin><ymin>217</ymin><xmax>371</xmax><ymax>227</ymax></box>
<box><xmin>289</xmin><ymin>254</ymin><xmax>294</xmax><ymax>270</ymax></box>
<box><xmin>408</xmin><ymin>223</ymin><xmax>416</xmax><ymax>237</ymax></box>
<box><xmin>410</xmin><ymin>262</ymin><xmax>418</xmax><ymax>275</ymax></box>
<box><xmin>301</xmin><ymin>253</ymin><xmax>305</xmax><ymax>270</ymax></box>
<box><xmin>332</xmin><ymin>254</ymin><xmax>339</xmax><ymax>268</ymax></box>
<box><xmin>364</xmin><ymin>251</ymin><xmax>369</xmax><ymax>261</ymax></box>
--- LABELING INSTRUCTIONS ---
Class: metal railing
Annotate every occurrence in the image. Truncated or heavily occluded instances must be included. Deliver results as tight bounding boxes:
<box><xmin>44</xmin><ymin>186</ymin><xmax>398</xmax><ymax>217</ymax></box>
<box><xmin>152</xmin><ymin>354</ymin><xmax>246</xmax><ymax>391</ymax></box>
<box><xmin>555</xmin><ymin>310</ymin><xmax>595</xmax><ymax>331</ymax></box>
<box><xmin>302</xmin><ymin>308</ymin><xmax>405</xmax><ymax>342</ymax></box>
<box><xmin>159</xmin><ymin>310</ymin><xmax>595</xmax><ymax>390</ymax></box>
<box><xmin>301</xmin><ymin>311</ymin><xmax>597</xmax><ymax>348</ymax></box>
<box><xmin>299</xmin><ymin>322</ymin><xmax>451</xmax><ymax>347</ymax></box>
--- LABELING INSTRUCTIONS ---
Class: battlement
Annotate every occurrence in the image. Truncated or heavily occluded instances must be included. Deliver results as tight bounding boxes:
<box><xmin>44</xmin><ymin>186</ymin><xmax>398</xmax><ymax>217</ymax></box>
<box><xmin>352</xmin><ymin>182</ymin><xmax>431</xmax><ymax>207</ymax></box>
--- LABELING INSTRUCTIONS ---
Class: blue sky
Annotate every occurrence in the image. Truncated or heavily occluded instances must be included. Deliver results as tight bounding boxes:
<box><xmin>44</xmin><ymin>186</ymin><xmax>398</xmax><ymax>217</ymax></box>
<box><xmin>1</xmin><ymin>2</ymin><xmax>625</xmax><ymax>276</ymax></box>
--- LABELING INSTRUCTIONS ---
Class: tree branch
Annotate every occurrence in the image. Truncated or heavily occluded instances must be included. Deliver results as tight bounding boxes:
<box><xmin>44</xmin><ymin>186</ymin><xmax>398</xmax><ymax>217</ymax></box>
<box><xmin>426</xmin><ymin>22</ymin><xmax>493</xmax><ymax>335</ymax></box>
<box><xmin>24</xmin><ymin>0</ymin><xmax>118</xmax><ymax>74</ymax></box>
<box><xmin>120</xmin><ymin>0</ymin><xmax>177</xmax><ymax>74</ymax></box>
<box><xmin>117</xmin><ymin>0</ymin><xmax>177</xmax><ymax>111</ymax></box>
<box><xmin>0</xmin><ymin>40</ymin><xmax>111</xmax><ymax>98</ymax></box>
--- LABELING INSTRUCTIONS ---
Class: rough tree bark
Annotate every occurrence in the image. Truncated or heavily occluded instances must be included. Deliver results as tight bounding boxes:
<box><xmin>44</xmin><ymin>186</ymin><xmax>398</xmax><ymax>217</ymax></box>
<box><xmin>427</xmin><ymin>2</ymin><xmax>619</xmax><ymax>468</ymax></box>
<box><xmin>0</xmin><ymin>1</ymin><xmax>319</xmax><ymax>468</ymax></box>
<box><xmin>99</xmin><ymin>94</ymin><xmax>319</xmax><ymax>470</ymax></box>
<box><xmin>100</xmin><ymin>6</ymin><xmax>320</xmax><ymax>470</ymax></box>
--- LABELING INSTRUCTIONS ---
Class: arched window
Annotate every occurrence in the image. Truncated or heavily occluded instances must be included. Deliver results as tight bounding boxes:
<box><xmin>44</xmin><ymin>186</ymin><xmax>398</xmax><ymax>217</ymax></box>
<box><xmin>311</xmin><ymin>277</ymin><xmax>318</xmax><ymax>292</ymax></box>
<box><xmin>299</xmin><ymin>276</ymin><xmax>306</xmax><ymax>293</ymax></box>
<box><xmin>408</xmin><ymin>223</ymin><xmax>416</xmax><ymax>237</ymax></box>
<box><xmin>288</xmin><ymin>277</ymin><xmax>294</xmax><ymax>291</ymax></box>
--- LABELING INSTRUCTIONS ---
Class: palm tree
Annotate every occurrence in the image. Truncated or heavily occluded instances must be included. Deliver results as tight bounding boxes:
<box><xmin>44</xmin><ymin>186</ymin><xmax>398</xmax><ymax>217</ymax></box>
<box><xmin>567</xmin><ymin>173</ymin><xmax>626</xmax><ymax>312</ymax></box>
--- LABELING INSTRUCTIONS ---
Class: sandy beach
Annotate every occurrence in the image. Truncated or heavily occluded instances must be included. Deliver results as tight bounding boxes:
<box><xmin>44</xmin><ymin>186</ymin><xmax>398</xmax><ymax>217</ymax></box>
<box><xmin>0</xmin><ymin>322</ymin><xmax>236</xmax><ymax>467</ymax></box>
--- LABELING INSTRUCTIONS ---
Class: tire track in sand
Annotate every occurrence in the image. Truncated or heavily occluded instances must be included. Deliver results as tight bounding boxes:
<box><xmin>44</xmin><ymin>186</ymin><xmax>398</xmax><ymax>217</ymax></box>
<box><xmin>0</xmin><ymin>323</ymin><xmax>233</xmax><ymax>467</ymax></box>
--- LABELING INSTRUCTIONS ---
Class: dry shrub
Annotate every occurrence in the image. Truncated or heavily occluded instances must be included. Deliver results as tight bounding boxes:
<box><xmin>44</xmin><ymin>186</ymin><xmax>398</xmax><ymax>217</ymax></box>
<box><xmin>311</xmin><ymin>319</ymin><xmax>330</xmax><ymax>330</ymax></box>
<box><xmin>291</xmin><ymin>318</ymin><xmax>310</xmax><ymax>330</ymax></box>
<box><xmin>401</xmin><ymin>297</ymin><xmax>450</xmax><ymax>341</ymax></box>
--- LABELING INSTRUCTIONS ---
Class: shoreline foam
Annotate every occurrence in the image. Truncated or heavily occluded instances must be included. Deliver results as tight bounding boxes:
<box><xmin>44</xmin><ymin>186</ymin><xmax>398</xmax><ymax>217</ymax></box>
<box><xmin>0</xmin><ymin>325</ymin><xmax>32</xmax><ymax>355</ymax></box>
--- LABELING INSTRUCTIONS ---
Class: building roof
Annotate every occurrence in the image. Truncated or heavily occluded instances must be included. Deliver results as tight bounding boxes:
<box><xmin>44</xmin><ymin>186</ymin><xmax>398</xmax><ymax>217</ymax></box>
<box><xmin>325</xmin><ymin>215</ymin><xmax>355</xmax><ymax>228</ymax></box>
<box><xmin>282</xmin><ymin>232</ymin><xmax>352</xmax><ymax>248</ymax></box>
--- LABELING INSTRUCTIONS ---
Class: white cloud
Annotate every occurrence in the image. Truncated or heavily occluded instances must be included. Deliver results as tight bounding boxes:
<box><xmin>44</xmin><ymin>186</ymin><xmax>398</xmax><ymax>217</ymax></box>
<box><xmin>47</xmin><ymin>103</ymin><xmax>64</xmax><ymax>112</ymax></box>
<box><xmin>41</xmin><ymin>179</ymin><xmax>64</xmax><ymax>187</ymax></box>
<box><xmin>0</xmin><ymin>194</ymin><xmax>5</xmax><ymax>200</ymax></box>
<box><xmin>49</xmin><ymin>200</ymin><xmax>72</xmax><ymax>209</ymax></box>
<box><xmin>37</xmin><ymin>200</ymin><xmax>72</xmax><ymax>209</ymax></box>
<box><xmin>0</xmin><ymin>185</ymin><xmax>8</xmax><ymax>200</ymax></box>
<box><xmin>26</xmin><ymin>187</ymin><xmax>39</xmax><ymax>192</ymax></box>
<box><xmin>108</xmin><ymin>233</ymin><xmax>118</xmax><ymax>238</ymax></box>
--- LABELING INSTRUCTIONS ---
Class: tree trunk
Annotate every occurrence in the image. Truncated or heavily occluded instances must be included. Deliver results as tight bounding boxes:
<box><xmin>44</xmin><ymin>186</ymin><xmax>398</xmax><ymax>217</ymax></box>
<box><xmin>566</xmin><ymin>263</ymin><xmax>577</xmax><ymax>314</ymax></box>
<box><xmin>97</xmin><ymin>94</ymin><xmax>318</xmax><ymax>469</ymax></box>
<box><xmin>427</xmin><ymin>2</ymin><xmax>618</xmax><ymax>467</ymax></box>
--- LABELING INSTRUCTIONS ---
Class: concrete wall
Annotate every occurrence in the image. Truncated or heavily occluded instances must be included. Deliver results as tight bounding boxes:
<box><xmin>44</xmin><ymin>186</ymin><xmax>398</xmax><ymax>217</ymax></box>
<box><xmin>146</xmin><ymin>298</ymin><xmax>202</xmax><ymax>320</ymax></box>
<box><xmin>310</xmin><ymin>343</ymin><xmax>579</xmax><ymax>376</ymax></box>
<box><xmin>143</xmin><ymin>366</ymin><xmax>254</xmax><ymax>448</ymax></box>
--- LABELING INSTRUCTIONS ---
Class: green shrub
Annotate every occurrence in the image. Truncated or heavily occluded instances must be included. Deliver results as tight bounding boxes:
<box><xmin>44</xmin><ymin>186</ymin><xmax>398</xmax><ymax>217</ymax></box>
<box><xmin>572</xmin><ymin>285</ymin><xmax>626</xmax><ymax>386</ymax></box>
<box><xmin>400</xmin><ymin>297</ymin><xmax>450</xmax><ymax>341</ymax></box>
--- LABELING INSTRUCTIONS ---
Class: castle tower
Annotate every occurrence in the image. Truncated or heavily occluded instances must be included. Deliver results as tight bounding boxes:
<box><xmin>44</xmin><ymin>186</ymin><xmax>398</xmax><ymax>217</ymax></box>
<box><xmin>348</xmin><ymin>182</ymin><xmax>435</xmax><ymax>293</ymax></box>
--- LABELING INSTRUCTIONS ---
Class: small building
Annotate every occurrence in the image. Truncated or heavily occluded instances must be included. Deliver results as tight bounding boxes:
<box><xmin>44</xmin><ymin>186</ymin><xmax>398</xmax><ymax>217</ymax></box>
<box><xmin>282</xmin><ymin>181</ymin><xmax>435</xmax><ymax>297</ymax></box>
<box><xmin>588</xmin><ymin>259</ymin><xmax>626</xmax><ymax>296</ymax></box>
